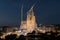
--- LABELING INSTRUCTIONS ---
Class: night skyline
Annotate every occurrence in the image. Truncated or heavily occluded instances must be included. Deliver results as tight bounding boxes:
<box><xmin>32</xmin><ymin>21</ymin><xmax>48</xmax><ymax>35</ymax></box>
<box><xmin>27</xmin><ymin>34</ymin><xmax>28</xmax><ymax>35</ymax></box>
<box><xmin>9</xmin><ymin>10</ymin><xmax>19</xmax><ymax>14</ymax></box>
<box><xmin>0</xmin><ymin>0</ymin><xmax>60</xmax><ymax>27</ymax></box>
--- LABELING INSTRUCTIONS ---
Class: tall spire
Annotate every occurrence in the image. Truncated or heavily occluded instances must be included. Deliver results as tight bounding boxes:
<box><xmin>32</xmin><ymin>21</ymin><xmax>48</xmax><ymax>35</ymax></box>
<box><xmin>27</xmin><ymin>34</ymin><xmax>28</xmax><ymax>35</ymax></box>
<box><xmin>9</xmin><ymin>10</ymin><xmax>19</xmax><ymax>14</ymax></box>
<box><xmin>26</xmin><ymin>4</ymin><xmax>36</xmax><ymax>33</ymax></box>
<box><xmin>21</xmin><ymin>5</ymin><xmax>23</xmax><ymax>23</ymax></box>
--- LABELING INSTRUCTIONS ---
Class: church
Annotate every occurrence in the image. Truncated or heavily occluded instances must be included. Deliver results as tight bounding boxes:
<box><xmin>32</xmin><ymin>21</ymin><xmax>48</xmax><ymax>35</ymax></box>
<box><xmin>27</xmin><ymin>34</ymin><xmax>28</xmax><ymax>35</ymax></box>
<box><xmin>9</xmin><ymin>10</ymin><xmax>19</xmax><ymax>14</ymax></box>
<box><xmin>20</xmin><ymin>5</ymin><xmax>37</xmax><ymax>34</ymax></box>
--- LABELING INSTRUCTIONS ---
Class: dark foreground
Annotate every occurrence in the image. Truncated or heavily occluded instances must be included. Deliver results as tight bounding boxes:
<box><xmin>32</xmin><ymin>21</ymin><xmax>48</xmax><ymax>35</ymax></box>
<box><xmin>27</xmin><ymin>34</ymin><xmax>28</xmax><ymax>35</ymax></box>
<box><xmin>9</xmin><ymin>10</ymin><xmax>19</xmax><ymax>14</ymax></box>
<box><xmin>0</xmin><ymin>31</ymin><xmax>60</xmax><ymax>40</ymax></box>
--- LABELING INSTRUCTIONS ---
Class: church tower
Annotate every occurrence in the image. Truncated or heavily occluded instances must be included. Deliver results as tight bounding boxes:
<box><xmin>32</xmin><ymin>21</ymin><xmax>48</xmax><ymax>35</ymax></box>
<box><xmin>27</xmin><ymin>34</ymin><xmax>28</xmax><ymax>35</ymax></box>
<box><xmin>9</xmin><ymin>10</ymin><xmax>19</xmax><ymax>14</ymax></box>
<box><xmin>26</xmin><ymin>5</ymin><xmax>36</xmax><ymax>33</ymax></box>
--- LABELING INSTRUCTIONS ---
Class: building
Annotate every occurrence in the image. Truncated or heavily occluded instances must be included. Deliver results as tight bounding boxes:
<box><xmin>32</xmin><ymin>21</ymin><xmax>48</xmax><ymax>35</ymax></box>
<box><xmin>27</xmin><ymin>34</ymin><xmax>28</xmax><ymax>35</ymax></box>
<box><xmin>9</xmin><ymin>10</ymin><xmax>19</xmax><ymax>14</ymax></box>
<box><xmin>0</xmin><ymin>27</ymin><xmax>3</xmax><ymax>33</ymax></box>
<box><xmin>3</xmin><ymin>26</ymin><xmax>18</xmax><ymax>33</ymax></box>
<box><xmin>20</xmin><ymin>4</ymin><xmax>37</xmax><ymax>33</ymax></box>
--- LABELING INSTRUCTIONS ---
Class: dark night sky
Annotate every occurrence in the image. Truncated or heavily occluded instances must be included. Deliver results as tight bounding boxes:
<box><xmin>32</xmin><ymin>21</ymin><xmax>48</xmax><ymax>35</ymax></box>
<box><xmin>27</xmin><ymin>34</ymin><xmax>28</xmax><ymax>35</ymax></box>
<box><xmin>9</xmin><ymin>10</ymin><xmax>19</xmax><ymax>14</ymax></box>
<box><xmin>0</xmin><ymin>0</ymin><xmax>60</xmax><ymax>27</ymax></box>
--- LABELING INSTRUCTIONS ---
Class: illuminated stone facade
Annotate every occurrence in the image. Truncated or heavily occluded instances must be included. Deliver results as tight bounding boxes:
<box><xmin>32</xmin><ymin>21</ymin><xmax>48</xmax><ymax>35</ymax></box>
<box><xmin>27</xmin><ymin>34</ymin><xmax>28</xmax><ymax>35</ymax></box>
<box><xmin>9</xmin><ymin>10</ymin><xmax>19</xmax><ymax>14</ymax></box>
<box><xmin>26</xmin><ymin>6</ymin><xmax>36</xmax><ymax>33</ymax></box>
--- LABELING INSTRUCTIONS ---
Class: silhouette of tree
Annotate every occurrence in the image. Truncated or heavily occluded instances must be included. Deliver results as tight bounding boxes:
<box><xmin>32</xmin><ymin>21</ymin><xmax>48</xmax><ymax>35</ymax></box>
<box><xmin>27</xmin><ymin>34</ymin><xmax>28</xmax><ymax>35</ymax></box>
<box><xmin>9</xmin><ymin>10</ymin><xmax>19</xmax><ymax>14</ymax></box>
<box><xmin>5</xmin><ymin>34</ymin><xmax>17</xmax><ymax>40</ymax></box>
<box><xmin>16</xmin><ymin>35</ymin><xmax>26</xmax><ymax>40</ymax></box>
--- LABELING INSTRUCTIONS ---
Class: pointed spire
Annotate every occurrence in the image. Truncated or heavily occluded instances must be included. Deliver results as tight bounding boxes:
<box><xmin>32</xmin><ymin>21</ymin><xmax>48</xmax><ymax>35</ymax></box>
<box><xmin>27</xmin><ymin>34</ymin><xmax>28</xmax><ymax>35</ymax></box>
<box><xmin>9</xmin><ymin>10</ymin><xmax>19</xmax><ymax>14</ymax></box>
<box><xmin>30</xmin><ymin>4</ymin><xmax>35</xmax><ymax>10</ymax></box>
<box><xmin>27</xmin><ymin>4</ymin><xmax>35</xmax><ymax>15</ymax></box>
<box><xmin>21</xmin><ymin>5</ymin><xmax>23</xmax><ymax>22</ymax></box>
